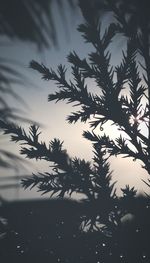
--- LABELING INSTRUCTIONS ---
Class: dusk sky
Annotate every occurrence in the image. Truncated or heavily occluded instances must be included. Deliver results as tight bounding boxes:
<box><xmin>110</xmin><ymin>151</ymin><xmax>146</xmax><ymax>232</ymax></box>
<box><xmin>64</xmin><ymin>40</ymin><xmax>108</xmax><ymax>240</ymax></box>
<box><xmin>0</xmin><ymin>1</ymin><xmax>149</xmax><ymax>200</ymax></box>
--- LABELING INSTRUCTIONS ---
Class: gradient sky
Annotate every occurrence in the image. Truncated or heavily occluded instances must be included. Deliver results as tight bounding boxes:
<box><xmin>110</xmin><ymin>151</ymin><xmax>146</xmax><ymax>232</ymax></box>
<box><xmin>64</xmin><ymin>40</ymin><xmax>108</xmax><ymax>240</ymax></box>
<box><xmin>0</xmin><ymin>2</ymin><xmax>149</xmax><ymax>200</ymax></box>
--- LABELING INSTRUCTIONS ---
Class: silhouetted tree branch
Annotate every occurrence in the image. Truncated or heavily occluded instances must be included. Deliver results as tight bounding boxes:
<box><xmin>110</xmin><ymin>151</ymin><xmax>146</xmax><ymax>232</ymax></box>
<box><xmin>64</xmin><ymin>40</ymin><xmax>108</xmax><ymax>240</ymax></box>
<box><xmin>0</xmin><ymin>0</ymin><xmax>150</xmax><ymax>236</ymax></box>
<box><xmin>29</xmin><ymin>15</ymin><xmax>149</xmax><ymax>173</ymax></box>
<box><xmin>0</xmin><ymin>120</ymin><xmax>122</xmax><ymax>233</ymax></box>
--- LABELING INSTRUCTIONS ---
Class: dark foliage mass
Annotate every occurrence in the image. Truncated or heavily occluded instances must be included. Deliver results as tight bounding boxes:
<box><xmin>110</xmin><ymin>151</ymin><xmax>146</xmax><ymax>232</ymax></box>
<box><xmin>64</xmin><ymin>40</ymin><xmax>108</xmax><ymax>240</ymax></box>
<box><xmin>0</xmin><ymin>0</ymin><xmax>73</xmax><ymax>123</ymax></box>
<box><xmin>0</xmin><ymin>0</ymin><xmax>150</xmax><ymax>262</ymax></box>
<box><xmin>0</xmin><ymin>0</ymin><xmax>76</xmax><ymax>48</ymax></box>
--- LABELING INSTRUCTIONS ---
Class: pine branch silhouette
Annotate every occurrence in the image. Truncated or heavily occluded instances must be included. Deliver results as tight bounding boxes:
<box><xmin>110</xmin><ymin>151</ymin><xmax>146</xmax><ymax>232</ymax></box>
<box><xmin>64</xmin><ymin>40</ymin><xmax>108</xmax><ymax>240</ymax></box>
<box><xmin>29</xmin><ymin>16</ymin><xmax>149</xmax><ymax>173</ymax></box>
<box><xmin>1</xmin><ymin>0</ymin><xmax>150</xmax><ymax>237</ymax></box>
<box><xmin>0</xmin><ymin>119</ymin><xmax>121</xmax><ymax>234</ymax></box>
<box><xmin>1</xmin><ymin>2</ymin><xmax>150</xmax><ymax>263</ymax></box>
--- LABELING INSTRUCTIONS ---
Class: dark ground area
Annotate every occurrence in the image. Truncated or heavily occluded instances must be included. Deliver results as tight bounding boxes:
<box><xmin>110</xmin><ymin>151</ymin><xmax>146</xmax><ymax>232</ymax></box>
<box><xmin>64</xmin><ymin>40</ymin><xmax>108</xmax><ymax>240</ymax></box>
<box><xmin>0</xmin><ymin>197</ymin><xmax>150</xmax><ymax>263</ymax></box>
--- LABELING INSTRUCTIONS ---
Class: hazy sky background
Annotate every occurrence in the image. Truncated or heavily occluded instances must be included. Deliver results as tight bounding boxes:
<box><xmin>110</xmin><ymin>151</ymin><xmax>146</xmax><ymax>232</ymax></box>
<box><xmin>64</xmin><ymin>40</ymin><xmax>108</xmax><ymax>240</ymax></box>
<box><xmin>0</xmin><ymin>1</ymin><xmax>149</xmax><ymax>200</ymax></box>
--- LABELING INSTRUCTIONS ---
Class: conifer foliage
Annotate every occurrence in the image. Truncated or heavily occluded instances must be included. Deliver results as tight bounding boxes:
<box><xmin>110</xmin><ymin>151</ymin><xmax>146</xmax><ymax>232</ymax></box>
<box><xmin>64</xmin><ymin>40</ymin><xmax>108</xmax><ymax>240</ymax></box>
<box><xmin>0</xmin><ymin>0</ymin><xmax>150</xmax><ymax>238</ymax></box>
